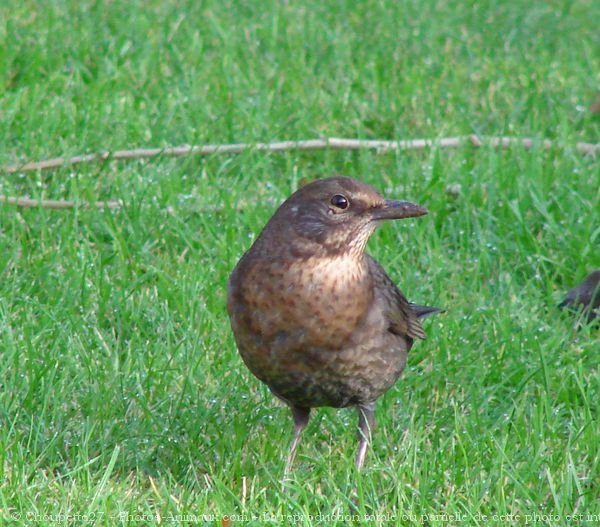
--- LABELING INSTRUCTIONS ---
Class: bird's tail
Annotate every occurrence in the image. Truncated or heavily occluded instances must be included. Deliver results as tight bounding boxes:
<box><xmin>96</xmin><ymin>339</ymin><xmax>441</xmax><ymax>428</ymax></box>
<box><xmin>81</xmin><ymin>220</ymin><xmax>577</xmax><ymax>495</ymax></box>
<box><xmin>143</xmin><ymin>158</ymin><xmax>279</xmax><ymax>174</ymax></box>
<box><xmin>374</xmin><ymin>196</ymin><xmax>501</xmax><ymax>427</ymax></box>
<box><xmin>410</xmin><ymin>304</ymin><xmax>445</xmax><ymax>319</ymax></box>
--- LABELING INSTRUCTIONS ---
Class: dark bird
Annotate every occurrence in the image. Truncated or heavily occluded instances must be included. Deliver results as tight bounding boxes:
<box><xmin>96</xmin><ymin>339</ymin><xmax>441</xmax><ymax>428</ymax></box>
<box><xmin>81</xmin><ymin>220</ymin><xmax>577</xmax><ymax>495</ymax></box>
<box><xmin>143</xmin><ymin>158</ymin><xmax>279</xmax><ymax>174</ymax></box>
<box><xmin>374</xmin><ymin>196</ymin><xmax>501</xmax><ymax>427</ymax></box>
<box><xmin>227</xmin><ymin>176</ymin><xmax>441</xmax><ymax>473</ymax></box>
<box><xmin>559</xmin><ymin>270</ymin><xmax>600</xmax><ymax>323</ymax></box>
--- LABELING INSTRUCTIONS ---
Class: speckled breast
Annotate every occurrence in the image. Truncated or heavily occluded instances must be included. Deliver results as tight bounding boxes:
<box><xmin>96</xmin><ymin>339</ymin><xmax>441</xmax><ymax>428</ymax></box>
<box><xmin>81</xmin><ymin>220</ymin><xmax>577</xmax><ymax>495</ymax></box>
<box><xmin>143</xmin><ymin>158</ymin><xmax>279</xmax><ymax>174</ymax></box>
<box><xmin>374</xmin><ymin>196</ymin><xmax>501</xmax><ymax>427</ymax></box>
<box><xmin>238</xmin><ymin>255</ymin><xmax>373</xmax><ymax>348</ymax></box>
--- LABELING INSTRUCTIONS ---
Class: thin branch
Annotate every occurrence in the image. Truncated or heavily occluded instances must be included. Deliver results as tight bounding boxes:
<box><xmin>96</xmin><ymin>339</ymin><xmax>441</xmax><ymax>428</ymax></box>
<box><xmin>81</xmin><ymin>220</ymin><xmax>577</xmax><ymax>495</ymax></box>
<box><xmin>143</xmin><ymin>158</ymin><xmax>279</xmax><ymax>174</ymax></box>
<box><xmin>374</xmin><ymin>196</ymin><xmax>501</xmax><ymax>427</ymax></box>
<box><xmin>0</xmin><ymin>195</ymin><xmax>121</xmax><ymax>209</ymax></box>
<box><xmin>0</xmin><ymin>135</ymin><xmax>596</xmax><ymax>174</ymax></box>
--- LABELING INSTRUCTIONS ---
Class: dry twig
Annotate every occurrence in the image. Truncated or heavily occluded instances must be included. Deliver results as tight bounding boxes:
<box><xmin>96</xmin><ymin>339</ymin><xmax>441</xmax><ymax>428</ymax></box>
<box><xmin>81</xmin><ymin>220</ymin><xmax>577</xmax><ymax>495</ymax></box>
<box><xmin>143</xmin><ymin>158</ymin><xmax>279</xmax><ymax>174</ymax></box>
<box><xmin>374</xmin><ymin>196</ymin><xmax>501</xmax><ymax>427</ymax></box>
<box><xmin>0</xmin><ymin>195</ymin><xmax>121</xmax><ymax>209</ymax></box>
<box><xmin>1</xmin><ymin>134</ymin><xmax>596</xmax><ymax>209</ymax></box>
<box><xmin>1</xmin><ymin>135</ymin><xmax>597</xmax><ymax>174</ymax></box>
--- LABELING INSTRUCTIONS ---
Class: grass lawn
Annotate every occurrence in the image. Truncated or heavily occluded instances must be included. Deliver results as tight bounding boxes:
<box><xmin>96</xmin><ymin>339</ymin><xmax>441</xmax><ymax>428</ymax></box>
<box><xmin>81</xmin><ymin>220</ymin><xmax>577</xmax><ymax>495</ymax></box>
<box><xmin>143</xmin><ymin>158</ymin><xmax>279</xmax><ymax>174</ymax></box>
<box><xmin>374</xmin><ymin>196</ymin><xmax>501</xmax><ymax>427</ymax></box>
<box><xmin>0</xmin><ymin>0</ymin><xmax>599</xmax><ymax>525</ymax></box>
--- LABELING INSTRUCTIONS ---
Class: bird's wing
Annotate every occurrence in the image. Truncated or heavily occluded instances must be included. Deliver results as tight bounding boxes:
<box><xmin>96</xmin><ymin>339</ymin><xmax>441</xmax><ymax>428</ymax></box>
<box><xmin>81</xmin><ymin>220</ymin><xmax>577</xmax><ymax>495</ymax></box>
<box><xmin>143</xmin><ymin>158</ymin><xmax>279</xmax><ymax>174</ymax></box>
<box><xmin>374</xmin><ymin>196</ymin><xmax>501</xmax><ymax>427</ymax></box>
<box><xmin>409</xmin><ymin>303</ymin><xmax>444</xmax><ymax>319</ymax></box>
<box><xmin>366</xmin><ymin>255</ymin><xmax>426</xmax><ymax>340</ymax></box>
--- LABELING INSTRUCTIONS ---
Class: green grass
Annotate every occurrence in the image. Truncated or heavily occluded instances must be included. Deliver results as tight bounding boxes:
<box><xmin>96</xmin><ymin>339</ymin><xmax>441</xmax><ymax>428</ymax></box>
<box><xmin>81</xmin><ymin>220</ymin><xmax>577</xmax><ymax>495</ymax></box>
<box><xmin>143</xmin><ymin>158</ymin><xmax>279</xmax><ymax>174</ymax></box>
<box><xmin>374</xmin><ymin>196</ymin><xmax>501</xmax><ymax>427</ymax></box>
<box><xmin>0</xmin><ymin>0</ymin><xmax>599</xmax><ymax>525</ymax></box>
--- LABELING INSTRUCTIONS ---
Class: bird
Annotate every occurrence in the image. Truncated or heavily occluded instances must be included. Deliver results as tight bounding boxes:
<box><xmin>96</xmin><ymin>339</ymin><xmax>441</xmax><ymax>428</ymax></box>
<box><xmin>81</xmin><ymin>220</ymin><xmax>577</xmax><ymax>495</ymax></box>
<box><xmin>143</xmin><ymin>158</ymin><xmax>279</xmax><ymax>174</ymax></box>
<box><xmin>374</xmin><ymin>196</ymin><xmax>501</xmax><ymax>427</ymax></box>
<box><xmin>558</xmin><ymin>270</ymin><xmax>600</xmax><ymax>323</ymax></box>
<box><xmin>227</xmin><ymin>176</ymin><xmax>441</xmax><ymax>474</ymax></box>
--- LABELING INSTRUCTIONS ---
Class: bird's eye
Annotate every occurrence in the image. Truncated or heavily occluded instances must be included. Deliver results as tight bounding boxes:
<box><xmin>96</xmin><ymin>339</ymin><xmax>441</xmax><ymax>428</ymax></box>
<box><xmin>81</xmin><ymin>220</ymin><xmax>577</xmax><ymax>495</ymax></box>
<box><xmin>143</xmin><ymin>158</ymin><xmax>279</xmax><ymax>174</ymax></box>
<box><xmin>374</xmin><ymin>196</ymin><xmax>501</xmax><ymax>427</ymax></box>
<box><xmin>330</xmin><ymin>194</ymin><xmax>349</xmax><ymax>210</ymax></box>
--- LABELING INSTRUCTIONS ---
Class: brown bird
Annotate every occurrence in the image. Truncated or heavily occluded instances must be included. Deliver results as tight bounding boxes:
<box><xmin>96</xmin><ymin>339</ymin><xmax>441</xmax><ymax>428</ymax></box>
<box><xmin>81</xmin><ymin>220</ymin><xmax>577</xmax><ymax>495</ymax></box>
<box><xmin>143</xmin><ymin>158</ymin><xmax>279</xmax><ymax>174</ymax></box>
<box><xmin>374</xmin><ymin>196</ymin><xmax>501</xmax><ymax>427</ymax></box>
<box><xmin>559</xmin><ymin>270</ymin><xmax>600</xmax><ymax>323</ymax></box>
<box><xmin>227</xmin><ymin>176</ymin><xmax>441</xmax><ymax>473</ymax></box>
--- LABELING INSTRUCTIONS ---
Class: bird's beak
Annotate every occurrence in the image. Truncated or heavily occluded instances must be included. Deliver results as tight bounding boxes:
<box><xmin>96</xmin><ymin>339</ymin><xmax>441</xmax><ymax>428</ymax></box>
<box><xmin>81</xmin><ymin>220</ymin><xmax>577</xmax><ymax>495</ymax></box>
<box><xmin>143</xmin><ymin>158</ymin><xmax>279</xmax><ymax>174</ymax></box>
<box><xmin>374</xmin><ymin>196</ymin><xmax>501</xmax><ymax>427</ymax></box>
<box><xmin>371</xmin><ymin>199</ymin><xmax>428</xmax><ymax>221</ymax></box>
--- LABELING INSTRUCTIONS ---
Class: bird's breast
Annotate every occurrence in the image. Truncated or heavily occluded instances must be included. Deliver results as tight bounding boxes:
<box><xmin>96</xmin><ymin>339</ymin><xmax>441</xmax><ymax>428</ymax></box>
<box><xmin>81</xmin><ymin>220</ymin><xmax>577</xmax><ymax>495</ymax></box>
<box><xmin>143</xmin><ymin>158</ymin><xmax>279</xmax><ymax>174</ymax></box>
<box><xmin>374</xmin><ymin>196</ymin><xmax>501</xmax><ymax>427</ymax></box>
<box><xmin>235</xmin><ymin>255</ymin><xmax>373</xmax><ymax>348</ymax></box>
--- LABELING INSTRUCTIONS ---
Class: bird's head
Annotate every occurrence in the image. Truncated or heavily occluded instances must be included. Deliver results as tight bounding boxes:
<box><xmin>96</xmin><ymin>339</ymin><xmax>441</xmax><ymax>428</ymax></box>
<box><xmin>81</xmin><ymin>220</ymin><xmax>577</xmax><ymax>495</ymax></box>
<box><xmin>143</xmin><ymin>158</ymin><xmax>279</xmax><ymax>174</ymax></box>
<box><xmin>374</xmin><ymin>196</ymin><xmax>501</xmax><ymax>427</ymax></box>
<box><xmin>256</xmin><ymin>176</ymin><xmax>427</xmax><ymax>257</ymax></box>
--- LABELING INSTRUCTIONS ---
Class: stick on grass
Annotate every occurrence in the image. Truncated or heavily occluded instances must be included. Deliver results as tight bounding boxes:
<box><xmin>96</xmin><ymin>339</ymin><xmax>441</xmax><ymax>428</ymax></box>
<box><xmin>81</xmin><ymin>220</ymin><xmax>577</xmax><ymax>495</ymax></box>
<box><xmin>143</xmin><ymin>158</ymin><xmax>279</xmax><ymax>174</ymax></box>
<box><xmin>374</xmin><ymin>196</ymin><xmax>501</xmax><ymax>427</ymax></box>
<box><xmin>1</xmin><ymin>135</ymin><xmax>597</xmax><ymax>174</ymax></box>
<box><xmin>0</xmin><ymin>195</ymin><xmax>121</xmax><ymax>209</ymax></box>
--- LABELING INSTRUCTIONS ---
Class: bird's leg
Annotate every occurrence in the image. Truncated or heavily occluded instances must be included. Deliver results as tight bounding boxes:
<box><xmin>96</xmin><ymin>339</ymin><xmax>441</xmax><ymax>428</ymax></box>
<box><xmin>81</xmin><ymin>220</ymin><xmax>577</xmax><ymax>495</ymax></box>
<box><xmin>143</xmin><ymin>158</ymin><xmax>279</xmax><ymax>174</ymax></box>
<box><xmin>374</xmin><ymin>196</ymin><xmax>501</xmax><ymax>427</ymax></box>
<box><xmin>283</xmin><ymin>405</ymin><xmax>310</xmax><ymax>479</ymax></box>
<box><xmin>356</xmin><ymin>402</ymin><xmax>376</xmax><ymax>470</ymax></box>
